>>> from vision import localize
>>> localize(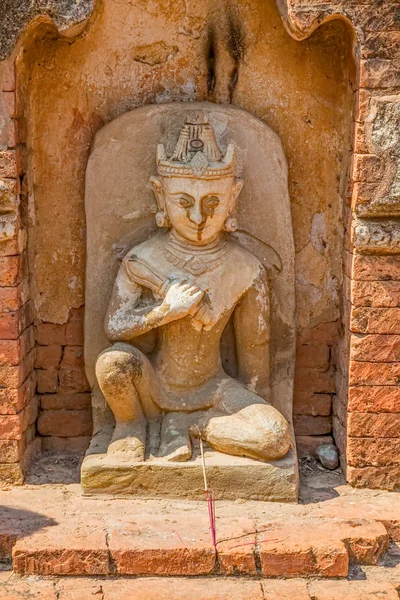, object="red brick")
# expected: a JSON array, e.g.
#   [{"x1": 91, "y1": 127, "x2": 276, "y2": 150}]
[
  {"x1": 258, "y1": 522, "x2": 348, "y2": 578},
  {"x1": 0, "y1": 397, "x2": 38, "y2": 440},
  {"x1": 37, "y1": 409, "x2": 92, "y2": 437},
  {"x1": 261, "y1": 580, "x2": 309, "y2": 600},
  {"x1": 66, "y1": 320, "x2": 84, "y2": 345},
  {"x1": 35, "y1": 322, "x2": 66, "y2": 345},
  {"x1": 0, "y1": 150, "x2": 17, "y2": 178},
  {"x1": 0, "y1": 373, "x2": 35, "y2": 414},
  {"x1": 0, "y1": 178, "x2": 18, "y2": 212},
  {"x1": 0, "y1": 573, "x2": 56, "y2": 597},
  {"x1": 359, "y1": 3, "x2": 400, "y2": 32},
  {"x1": 295, "y1": 369, "x2": 336, "y2": 394},
  {"x1": 309, "y1": 580, "x2": 398, "y2": 600},
  {"x1": 42, "y1": 435, "x2": 90, "y2": 454},
  {"x1": 62, "y1": 578, "x2": 265, "y2": 600},
  {"x1": 294, "y1": 415, "x2": 332, "y2": 436},
  {"x1": 108, "y1": 515, "x2": 215, "y2": 575},
  {"x1": 360, "y1": 58, "x2": 400, "y2": 89},
  {"x1": 353, "y1": 255, "x2": 400, "y2": 281},
  {"x1": 0, "y1": 62, "x2": 16, "y2": 92},
  {"x1": 0, "y1": 305, "x2": 27, "y2": 339},
  {"x1": 12, "y1": 526, "x2": 109, "y2": 576},
  {"x1": 354, "y1": 120, "x2": 369, "y2": 153},
  {"x1": 0, "y1": 254, "x2": 23, "y2": 286},
  {"x1": 37, "y1": 369, "x2": 58, "y2": 394},
  {"x1": 349, "y1": 361, "x2": 400, "y2": 386},
  {"x1": 0, "y1": 349, "x2": 34, "y2": 389},
  {"x1": 348, "y1": 386, "x2": 400, "y2": 413},
  {"x1": 40, "y1": 392, "x2": 91, "y2": 410},
  {"x1": 347, "y1": 438, "x2": 400, "y2": 467},
  {"x1": 348, "y1": 413, "x2": 400, "y2": 438},
  {"x1": 0, "y1": 326, "x2": 34, "y2": 366},
  {"x1": 351, "y1": 307, "x2": 400, "y2": 334},
  {"x1": 35, "y1": 345, "x2": 62, "y2": 369},
  {"x1": 363, "y1": 31, "x2": 400, "y2": 60},
  {"x1": 296, "y1": 435, "x2": 334, "y2": 458},
  {"x1": 294, "y1": 392, "x2": 332, "y2": 416},
  {"x1": 352, "y1": 280, "x2": 400, "y2": 307},
  {"x1": 298, "y1": 322, "x2": 339, "y2": 345},
  {"x1": 353, "y1": 154, "x2": 384, "y2": 182},
  {"x1": 0, "y1": 280, "x2": 29, "y2": 313},
  {"x1": 6, "y1": 118, "x2": 17, "y2": 148},
  {"x1": 0, "y1": 424, "x2": 35, "y2": 463},
  {"x1": 2, "y1": 91, "x2": 17, "y2": 118},
  {"x1": 216, "y1": 519, "x2": 256, "y2": 575},
  {"x1": 296, "y1": 344, "x2": 330, "y2": 369},
  {"x1": 61, "y1": 345, "x2": 84, "y2": 368},
  {"x1": 351, "y1": 334, "x2": 400, "y2": 362},
  {"x1": 58, "y1": 368, "x2": 90, "y2": 393},
  {"x1": 347, "y1": 465, "x2": 400, "y2": 491}
]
